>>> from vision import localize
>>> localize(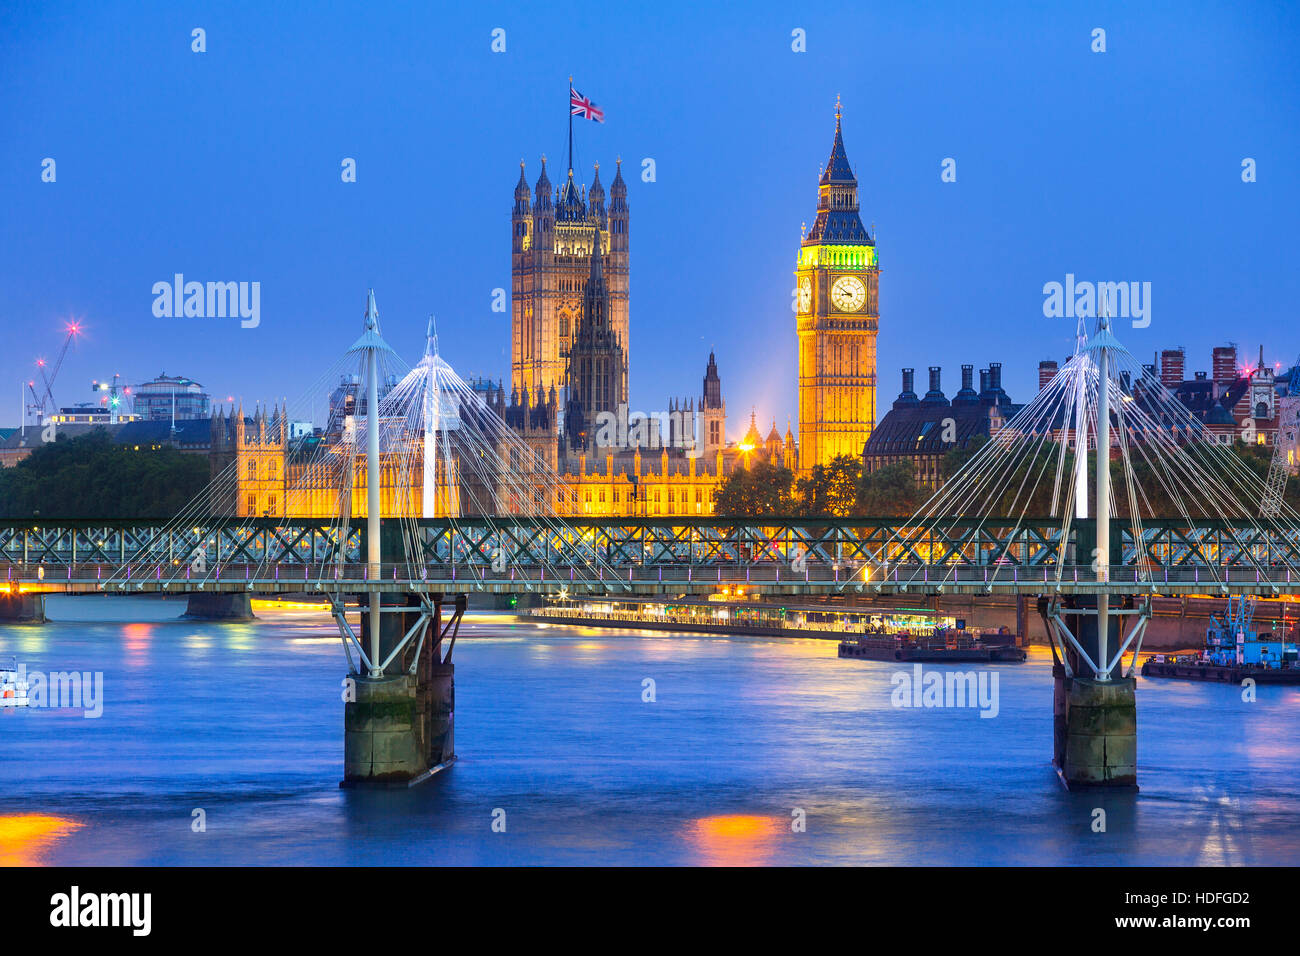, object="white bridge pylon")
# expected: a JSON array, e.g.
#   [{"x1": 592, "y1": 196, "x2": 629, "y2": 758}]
[
  {"x1": 861, "y1": 294, "x2": 1300, "y2": 681},
  {"x1": 333, "y1": 292, "x2": 633, "y2": 675},
  {"x1": 102, "y1": 291, "x2": 631, "y2": 678}
]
